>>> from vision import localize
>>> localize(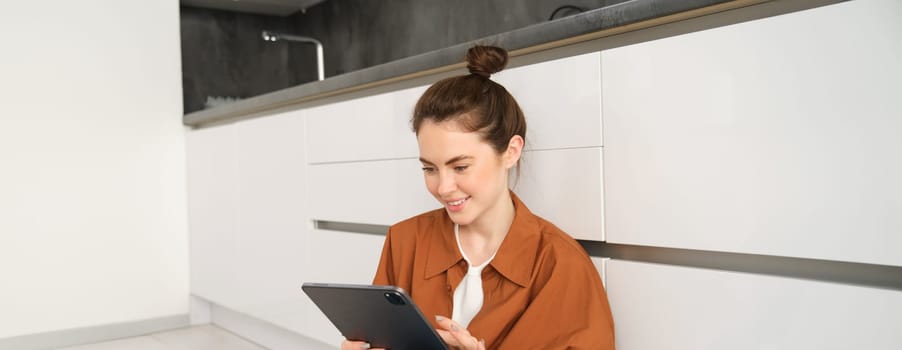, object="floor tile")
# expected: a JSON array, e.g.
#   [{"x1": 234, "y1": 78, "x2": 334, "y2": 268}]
[
  {"x1": 56, "y1": 336, "x2": 165, "y2": 350},
  {"x1": 151, "y1": 325, "x2": 266, "y2": 350},
  {"x1": 54, "y1": 325, "x2": 267, "y2": 350}
]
